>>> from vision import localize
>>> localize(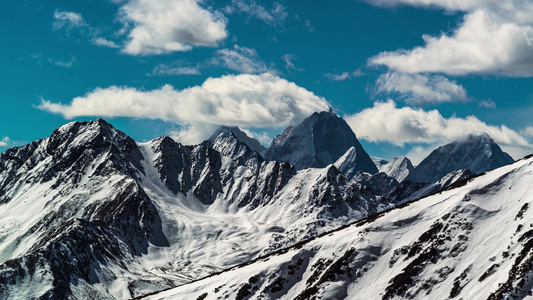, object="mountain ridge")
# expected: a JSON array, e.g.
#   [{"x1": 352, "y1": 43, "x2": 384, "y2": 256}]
[{"x1": 143, "y1": 155, "x2": 533, "y2": 300}]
